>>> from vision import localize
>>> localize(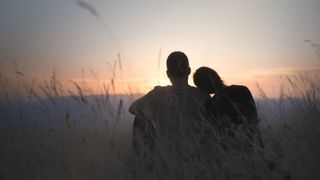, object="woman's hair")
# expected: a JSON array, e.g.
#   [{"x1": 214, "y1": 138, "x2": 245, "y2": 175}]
[{"x1": 193, "y1": 67, "x2": 224, "y2": 94}]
